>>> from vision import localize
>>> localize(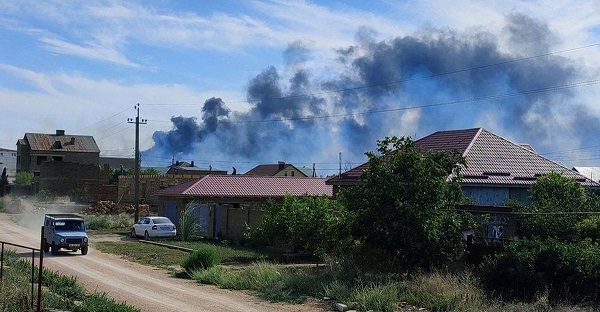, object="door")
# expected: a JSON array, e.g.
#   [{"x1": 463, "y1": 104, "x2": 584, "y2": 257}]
[{"x1": 164, "y1": 200, "x2": 178, "y2": 225}]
